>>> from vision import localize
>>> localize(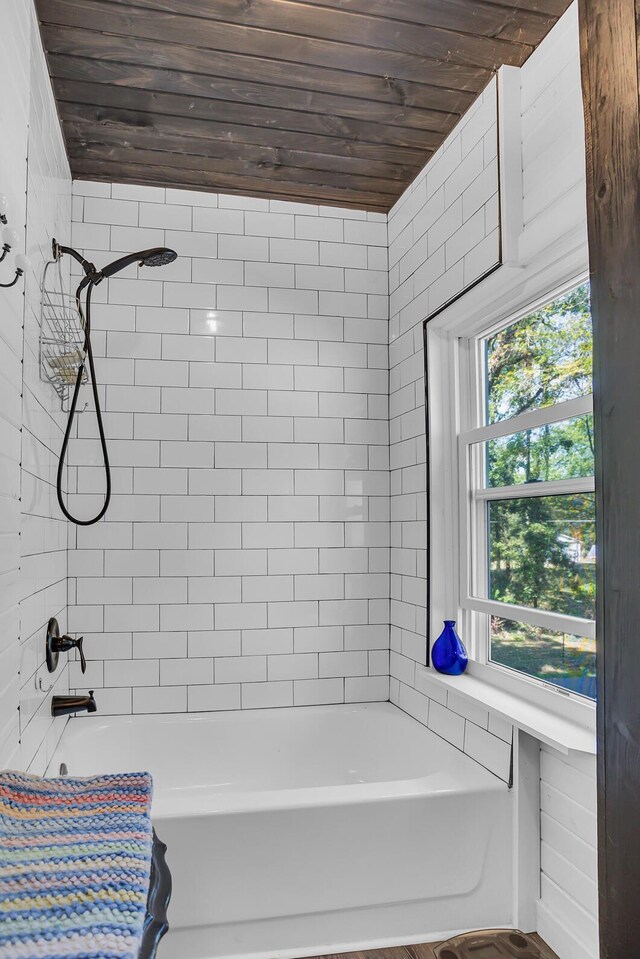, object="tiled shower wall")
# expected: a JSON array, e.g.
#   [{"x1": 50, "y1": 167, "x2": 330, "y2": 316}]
[
  {"x1": 386, "y1": 78, "x2": 511, "y2": 783},
  {"x1": 387, "y1": 6, "x2": 597, "y2": 959},
  {"x1": 0, "y1": 0, "x2": 71, "y2": 772},
  {"x1": 67, "y1": 187, "x2": 390, "y2": 714},
  {"x1": 0, "y1": 0, "x2": 29, "y2": 771}
]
